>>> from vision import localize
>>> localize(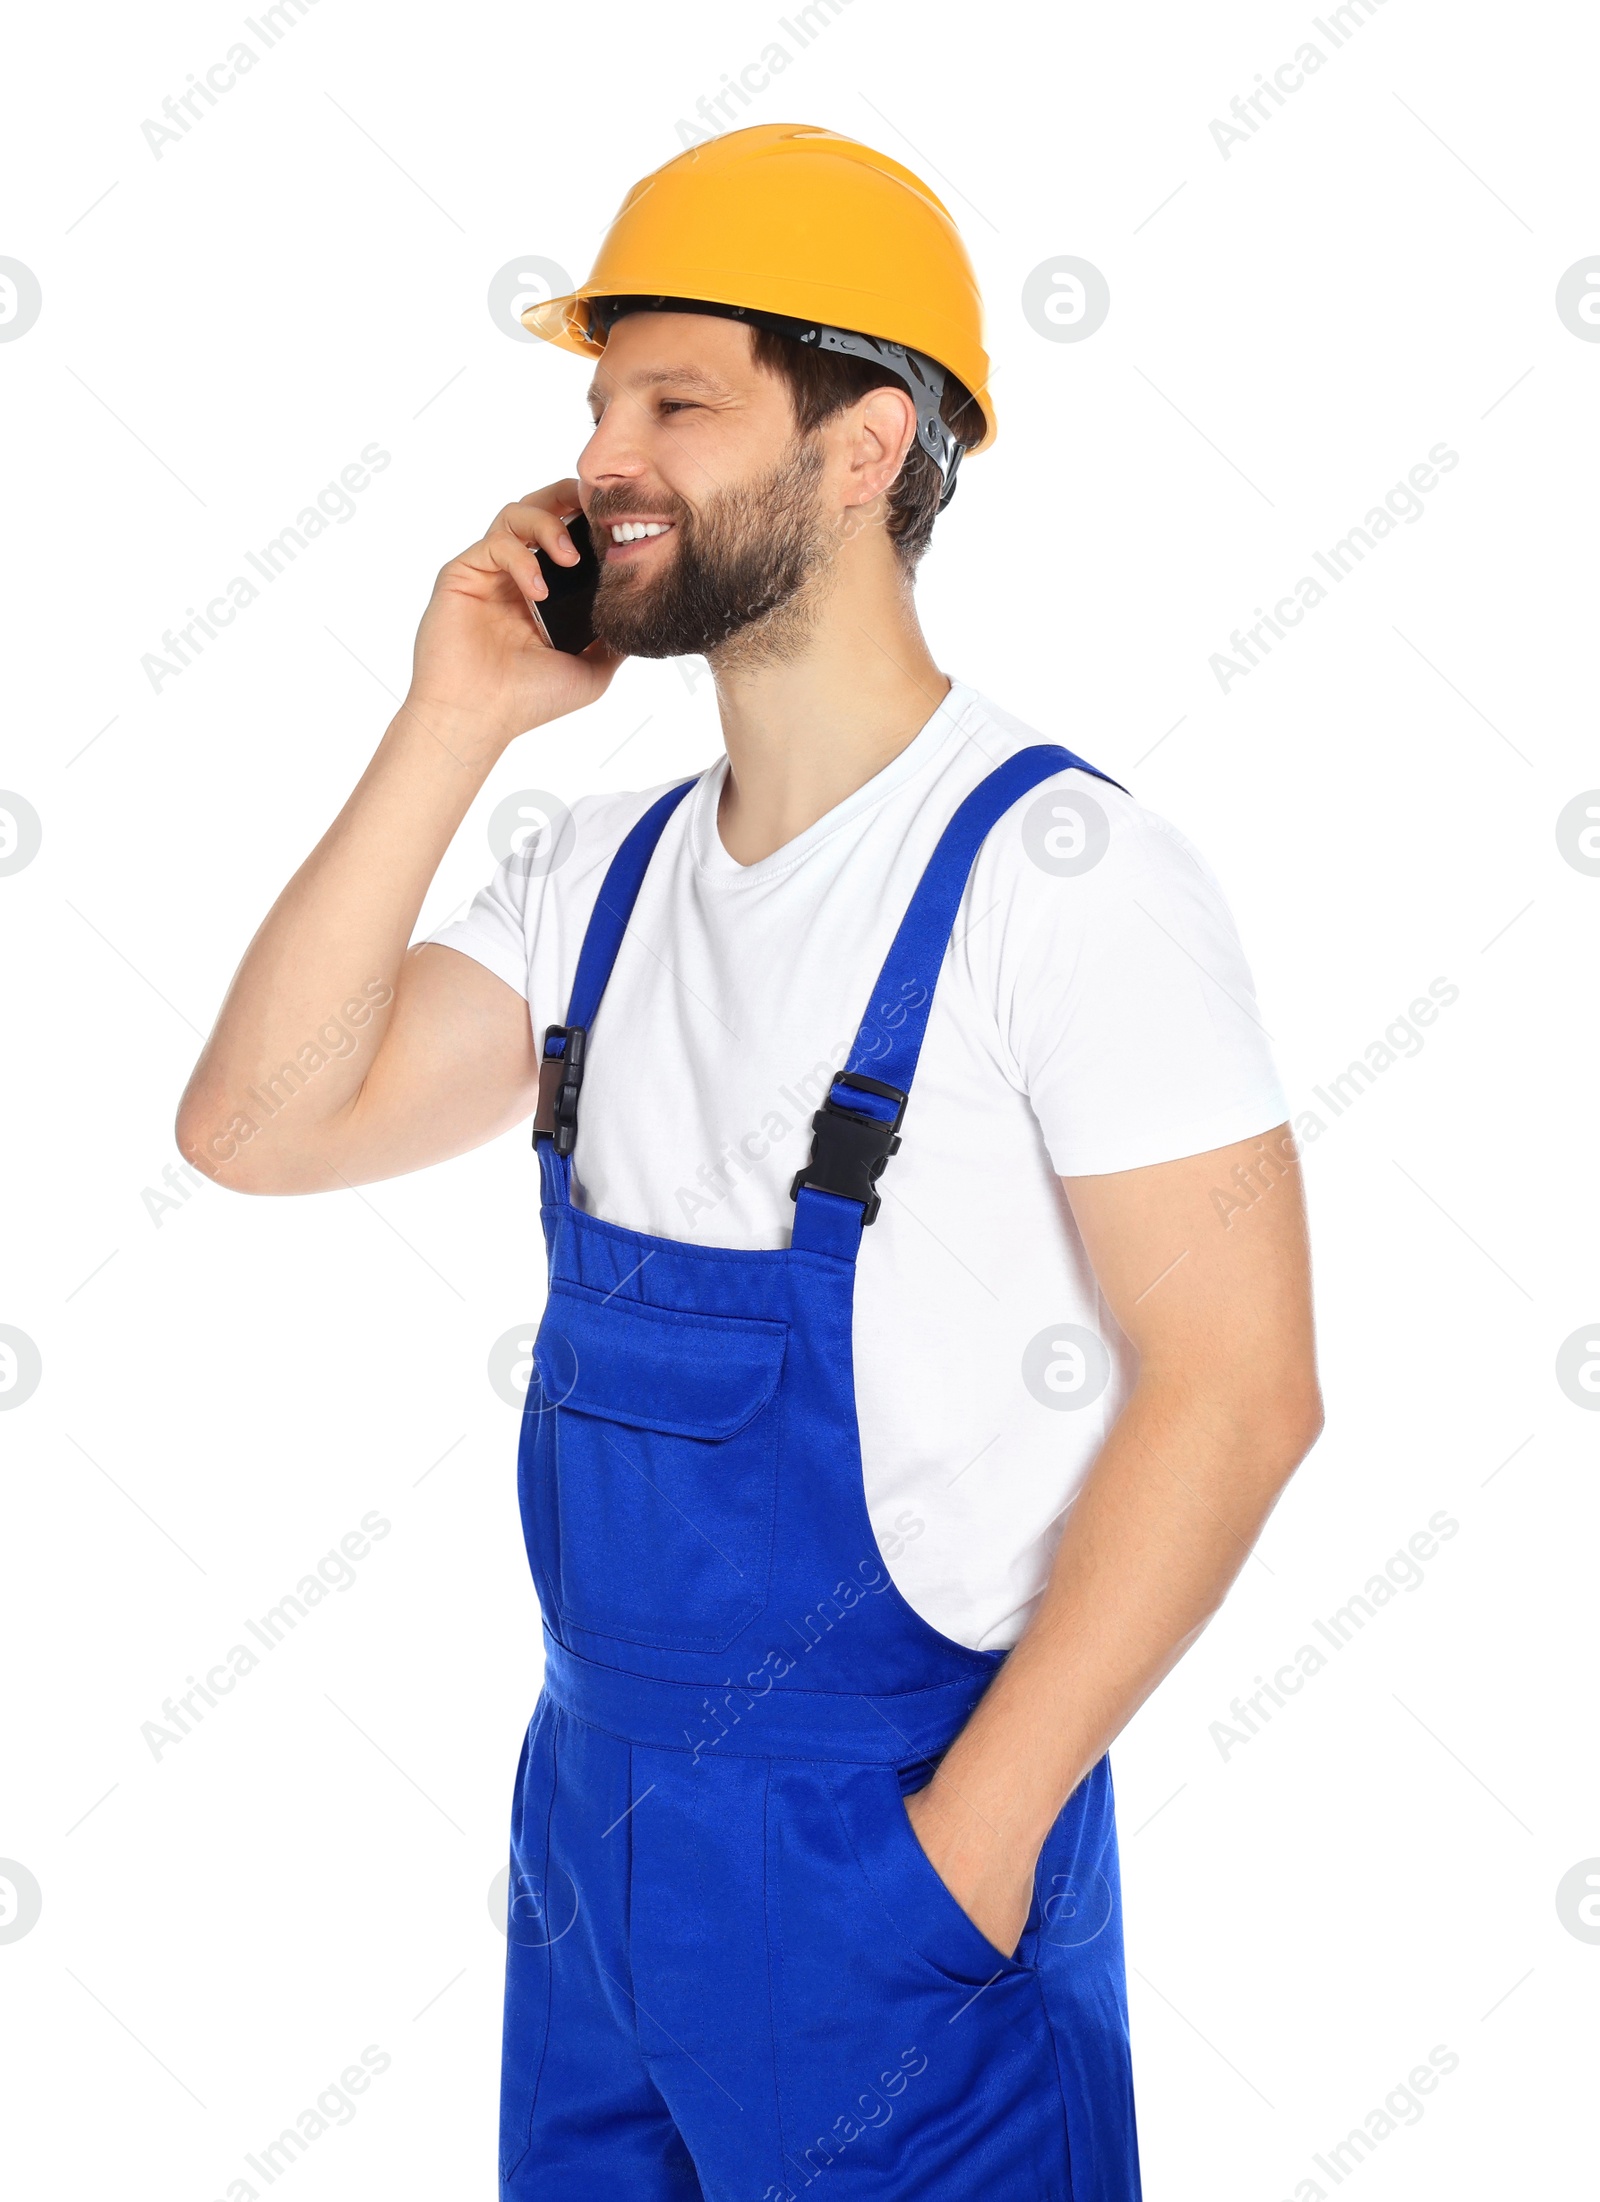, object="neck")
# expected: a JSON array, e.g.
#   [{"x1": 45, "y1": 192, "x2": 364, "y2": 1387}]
[{"x1": 708, "y1": 552, "x2": 949, "y2": 866}]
